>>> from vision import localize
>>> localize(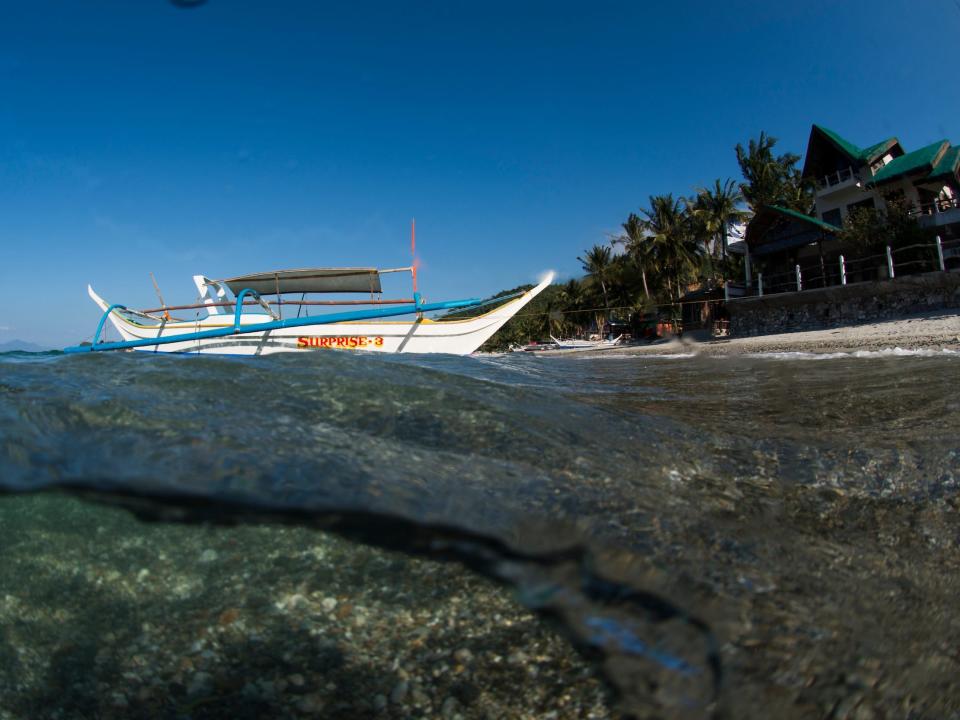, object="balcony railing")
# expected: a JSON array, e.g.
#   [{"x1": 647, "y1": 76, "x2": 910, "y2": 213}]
[
  {"x1": 815, "y1": 167, "x2": 861, "y2": 191},
  {"x1": 907, "y1": 196, "x2": 960, "y2": 217}
]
